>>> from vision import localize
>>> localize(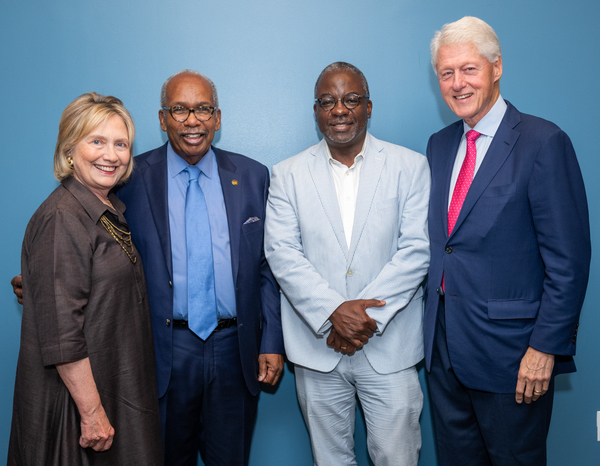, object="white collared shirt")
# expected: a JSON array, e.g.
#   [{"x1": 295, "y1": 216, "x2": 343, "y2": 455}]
[
  {"x1": 326, "y1": 137, "x2": 368, "y2": 247},
  {"x1": 448, "y1": 96, "x2": 508, "y2": 209}
]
